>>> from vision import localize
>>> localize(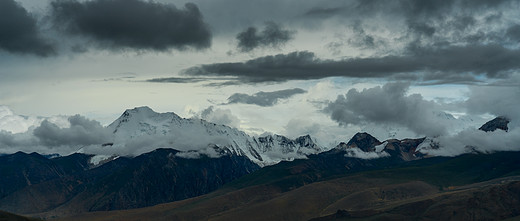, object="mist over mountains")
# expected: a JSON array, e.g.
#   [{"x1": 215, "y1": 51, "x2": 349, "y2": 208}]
[{"x1": 0, "y1": 104, "x2": 518, "y2": 165}]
